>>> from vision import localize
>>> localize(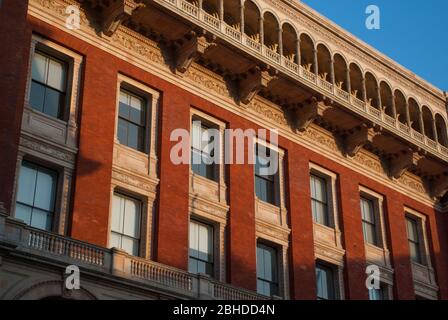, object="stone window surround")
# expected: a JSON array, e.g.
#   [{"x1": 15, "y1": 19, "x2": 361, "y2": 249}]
[
  {"x1": 315, "y1": 258, "x2": 345, "y2": 300},
  {"x1": 309, "y1": 163, "x2": 343, "y2": 248},
  {"x1": 358, "y1": 186, "x2": 394, "y2": 300},
  {"x1": 114, "y1": 74, "x2": 160, "y2": 180},
  {"x1": 24, "y1": 34, "x2": 83, "y2": 149},
  {"x1": 11, "y1": 35, "x2": 83, "y2": 236},
  {"x1": 404, "y1": 207, "x2": 439, "y2": 299},
  {"x1": 188, "y1": 213, "x2": 226, "y2": 282},
  {"x1": 12, "y1": 152, "x2": 73, "y2": 235},
  {"x1": 255, "y1": 236, "x2": 289, "y2": 299},
  {"x1": 108, "y1": 75, "x2": 161, "y2": 260},
  {"x1": 254, "y1": 138, "x2": 288, "y2": 228},
  {"x1": 189, "y1": 108, "x2": 227, "y2": 205}
]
